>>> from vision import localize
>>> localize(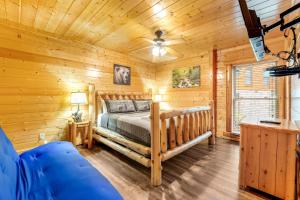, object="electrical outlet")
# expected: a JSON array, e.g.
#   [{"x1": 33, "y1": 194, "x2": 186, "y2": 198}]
[{"x1": 39, "y1": 133, "x2": 46, "y2": 141}]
